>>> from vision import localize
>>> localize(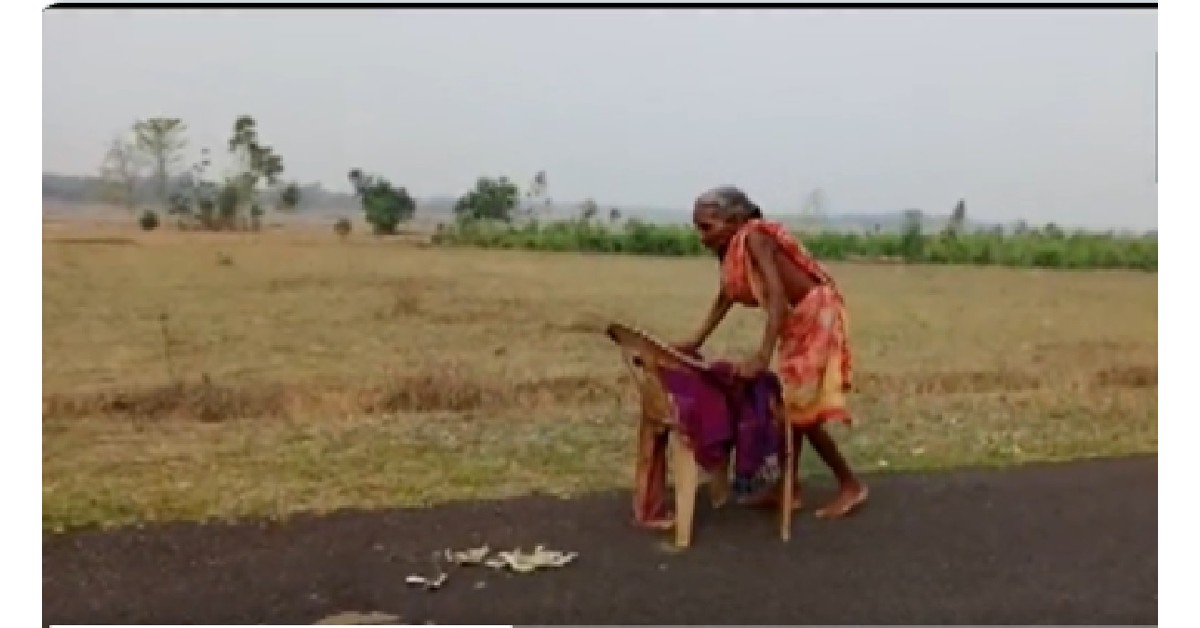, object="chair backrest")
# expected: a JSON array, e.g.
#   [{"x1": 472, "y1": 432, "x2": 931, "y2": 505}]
[{"x1": 605, "y1": 323, "x2": 711, "y2": 430}]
